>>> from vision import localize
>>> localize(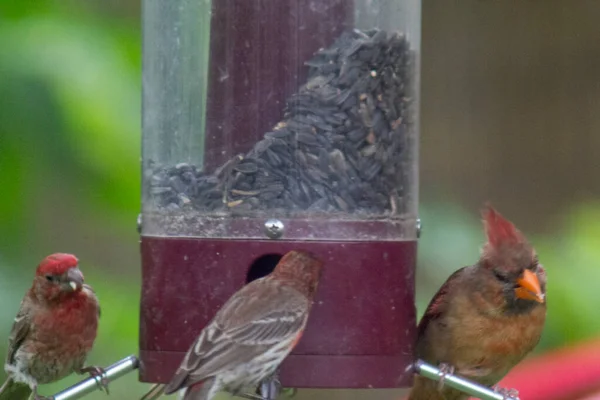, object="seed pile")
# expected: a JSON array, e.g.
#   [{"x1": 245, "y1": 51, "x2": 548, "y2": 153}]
[{"x1": 147, "y1": 28, "x2": 415, "y2": 218}]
